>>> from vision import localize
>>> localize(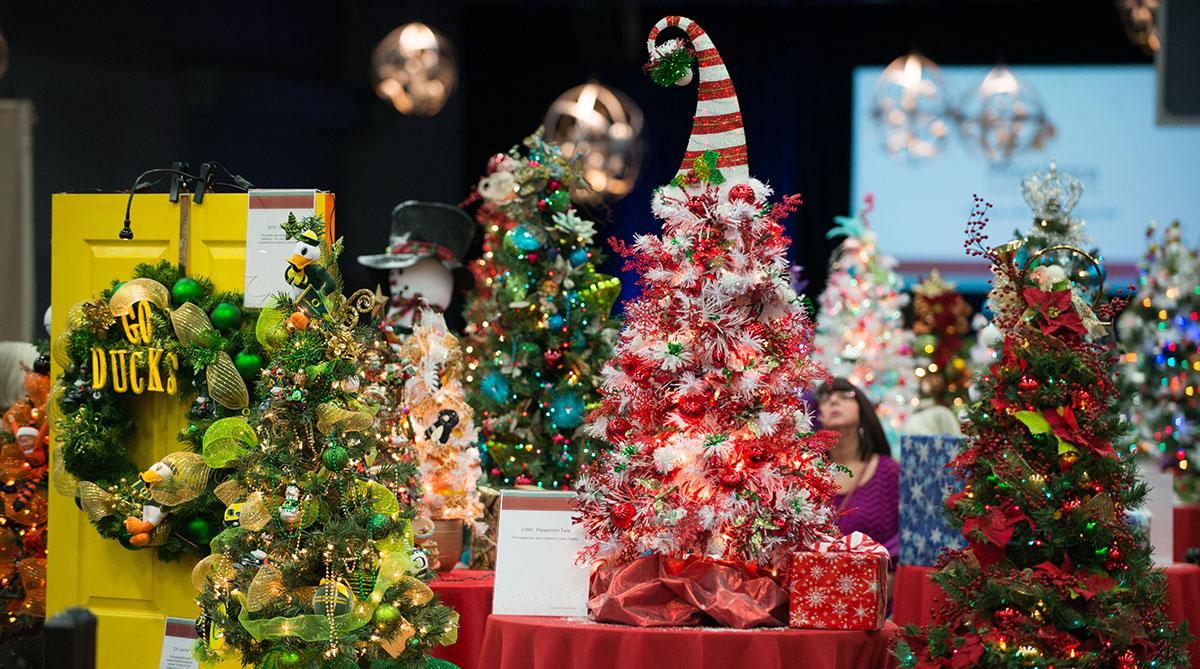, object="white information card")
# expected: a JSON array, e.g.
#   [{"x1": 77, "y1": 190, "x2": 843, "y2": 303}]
[
  {"x1": 492, "y1": 490, "x2": 589, "y2": 617},
  {"x1": 159, "y1": 617, "x2": 199, "y2": 669},
  {"x1": 243, "y1": 189, "x2": 319, "y2": 308}
]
